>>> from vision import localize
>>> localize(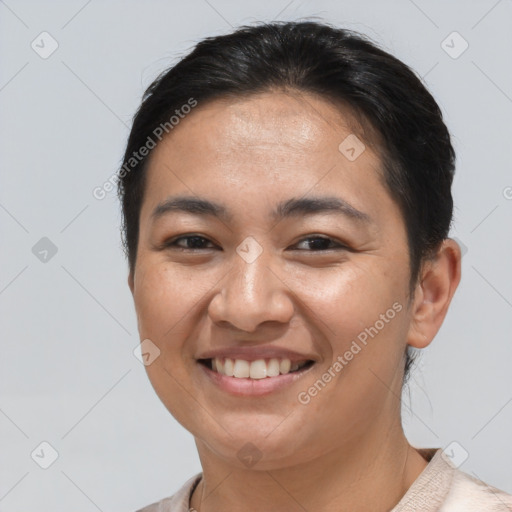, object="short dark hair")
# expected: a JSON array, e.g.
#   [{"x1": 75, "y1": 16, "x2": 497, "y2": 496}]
[{"x1": 117, "y1": 20, "x2": 456, "y2": 382}]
